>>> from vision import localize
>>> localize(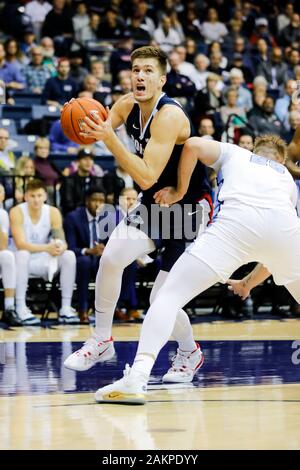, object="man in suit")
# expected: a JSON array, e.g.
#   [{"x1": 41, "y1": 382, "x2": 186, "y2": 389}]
[{"x1": 64, "y1": 189, "x2": 109, "y2": 323}]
